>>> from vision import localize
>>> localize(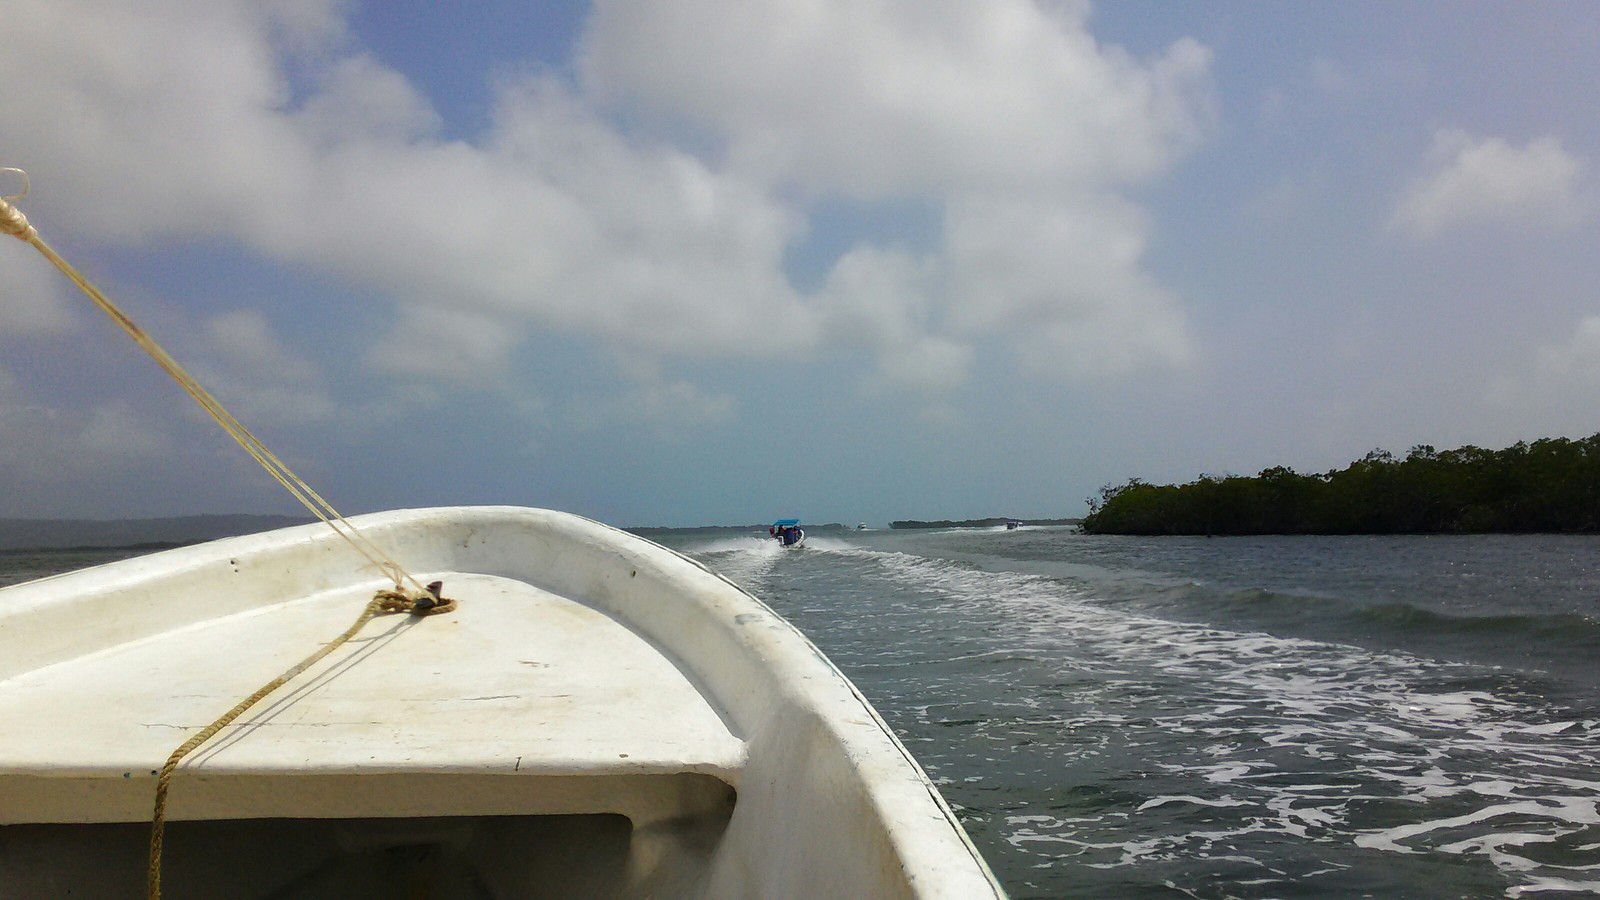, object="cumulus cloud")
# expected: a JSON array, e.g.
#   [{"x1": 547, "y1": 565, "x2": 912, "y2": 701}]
[
  {"x1": 0, "y1": 0, "x2": 814, "y2": 366},
  {"x1": 581, "y1": 0, "x2": 1212, "y2": 196},
  {"x1": 585, "y1": 0, "x2": 1207, "y2": 379},
  {"x1": 0, "y1": 0, "x2": 1209, "y2": 407},
  {"x1": 942, "y1": 192, "x2": 1190, "y2": 377},
  {"x1": 0, "y1": 2, "x2": 316, "y2": 243},
  {"x1": 819, "y1": 246, "x2": 973, "y2": 393},
  {"x1": 1488, "y1": 317, "x2": 1600, "y2": 431},
  {"x1": 817, "y1": 190, "x2": 1191, "y2": 390},
  {"x1": 1391, "y1": 131, "x2": 1586, "y2": 239}
]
